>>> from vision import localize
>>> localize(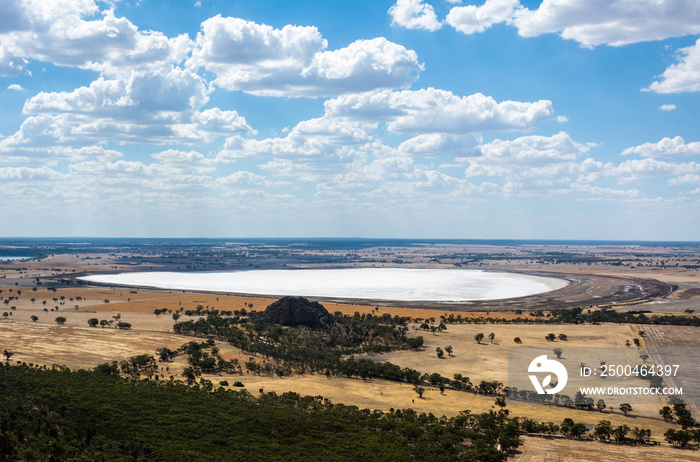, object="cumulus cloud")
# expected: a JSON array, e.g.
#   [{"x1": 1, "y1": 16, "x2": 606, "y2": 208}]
[
  {"x1": 646, "y1": 39, "x2": 700, "y2": 93},
  {"x1": 6, "y1": 83, "x2": 23, "y2": 91},
  {"x1": 5, "y1": 68, "x2": 253, "y2": 146},
  {"x1": 388, "y1": 0, "x2": 442, "y2": 31},
  {"x1": 218, "y1": 117, "x2": 375, "y2": 162},
  {"x1": 659, "y1": 104, "x2": 677, "y2": 111},
  {"x1": 513, "y1": 0, "x2": 700, "y2": 47},
  {"x1": 0, "y1": 165, "x2": 62, "y2": 180},
  {"x1": 0, "y1": 1, "x2": 190, "y2": 76},
  {"x1": 446, "y1": 0, "x2": 520, "y2": 34},
  {"x1": 189, "y1": 15, "x2": 422, "y2": 97},
  {"x1": 398, "y1": 133, "x2": 481, "y2": 157},
  {"x1": 464, "y1": 132, "x2": 590, "y2": 179},
  {"x1": 668, "y1": 173, "x2": 700, "y2": 186},
  {"x1": 325, "y1": 88, "x2": 553, "y2": 134},
  {"x1": 621, "y1": 136, "x2": 700, "y2": 158}
]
